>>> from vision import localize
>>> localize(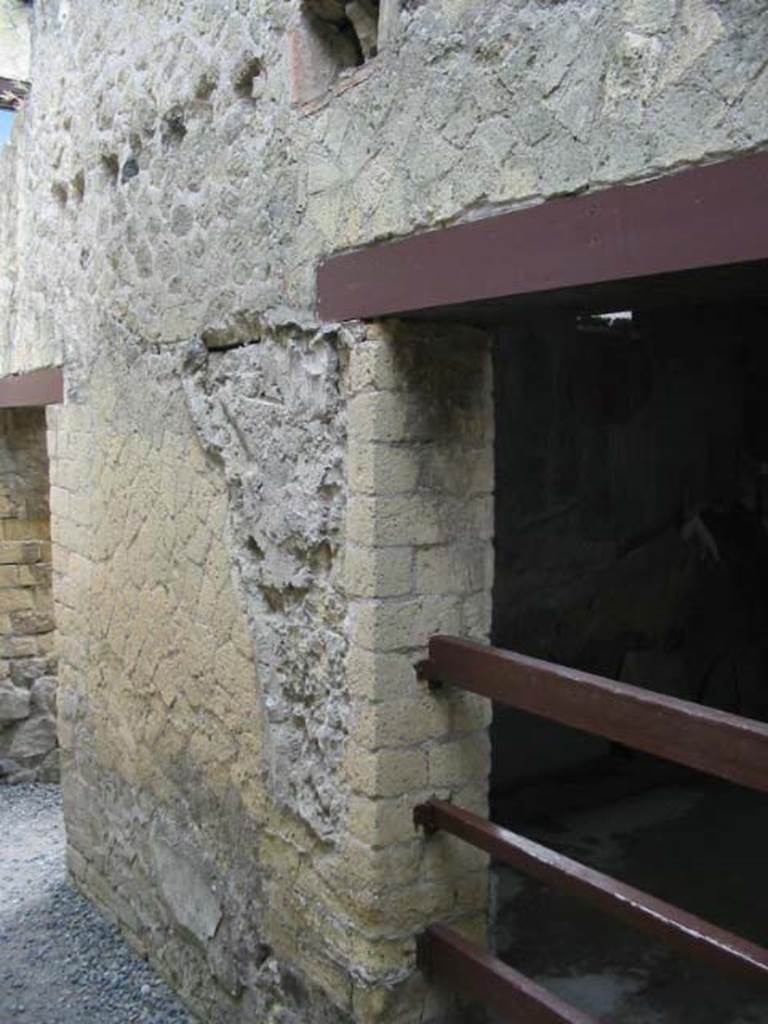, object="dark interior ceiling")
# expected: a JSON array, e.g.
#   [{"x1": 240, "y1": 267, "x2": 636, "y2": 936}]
[{"x1": 403, "y1": 258, "x2": 768, "y2": 325}]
